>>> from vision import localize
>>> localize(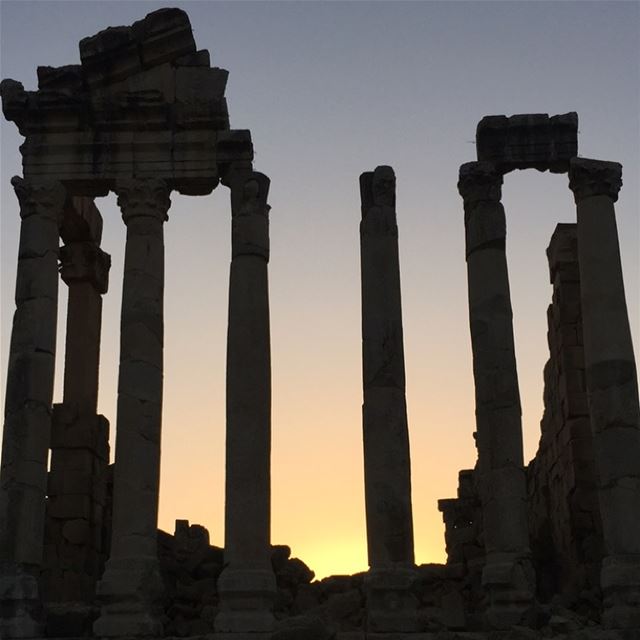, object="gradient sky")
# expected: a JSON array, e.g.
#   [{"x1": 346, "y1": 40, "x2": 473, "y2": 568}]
[{"x1": 1, "y1": 0, "x2": 638, "y2": 579}]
